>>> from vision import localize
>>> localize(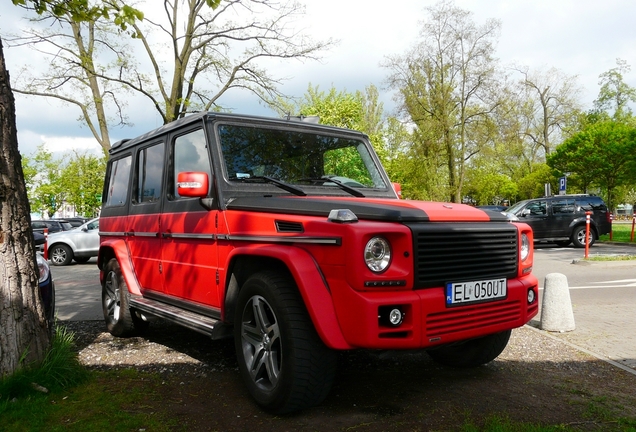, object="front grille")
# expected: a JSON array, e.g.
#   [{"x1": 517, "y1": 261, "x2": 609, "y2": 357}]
[{"x1": 407, "y1": 222, "x2": 518, "y2": 288}]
